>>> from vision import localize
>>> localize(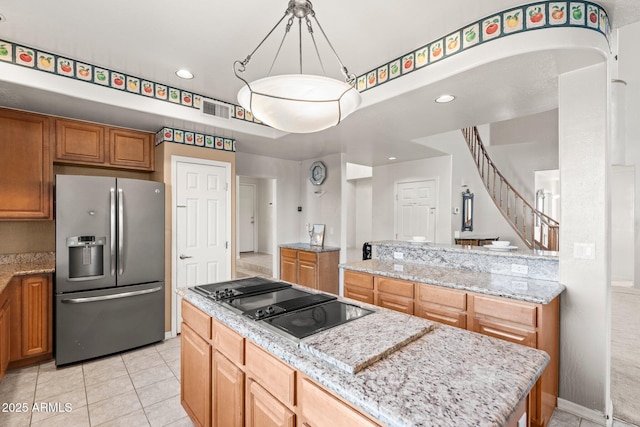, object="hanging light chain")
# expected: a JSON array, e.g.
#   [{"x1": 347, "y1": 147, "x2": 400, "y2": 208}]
[
  {"x1": 311, "y1": 14, "x2": 356, "y2": 85},
  {"x1": 305, "y1": 16, "x2": 327, "y2": 76}
]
